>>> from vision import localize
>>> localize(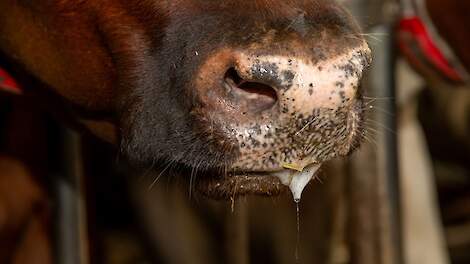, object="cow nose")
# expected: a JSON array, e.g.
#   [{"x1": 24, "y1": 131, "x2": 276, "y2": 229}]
[
  {"x1": 194, "y1": 45, "x2": 371, "y2": 125},
  {"x1": 223, "y1": 67, "x2": 279, "y2": 113}
]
